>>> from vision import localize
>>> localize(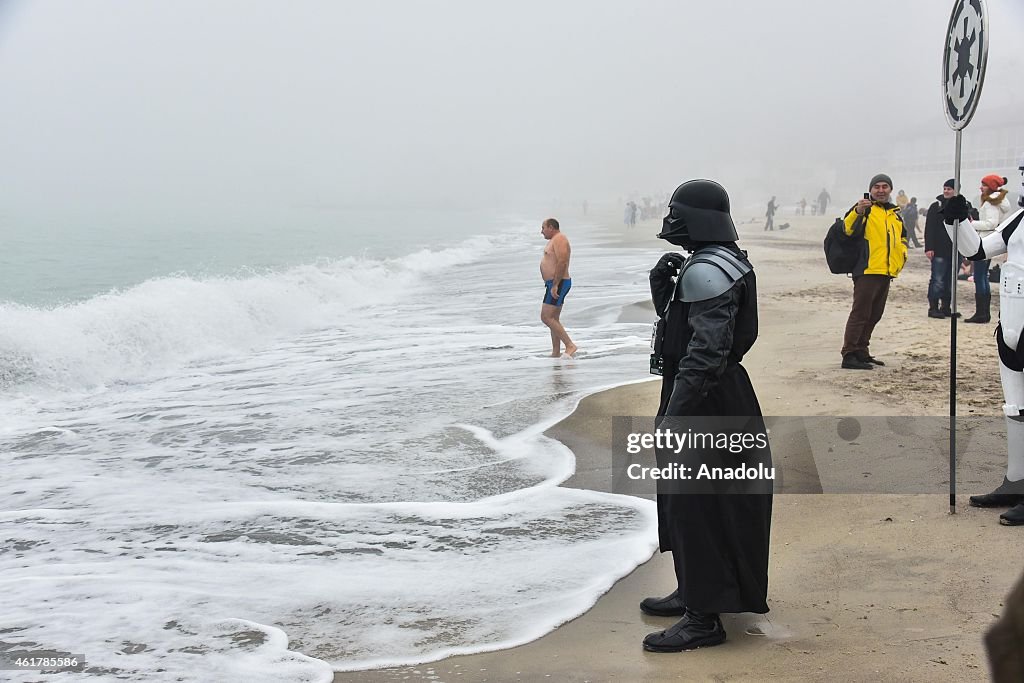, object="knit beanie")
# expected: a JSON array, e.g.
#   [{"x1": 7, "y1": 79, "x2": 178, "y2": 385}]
[
  {"x1": 981, "y1": 174, "x2": 1007, "y2": 192},
  {"x1": 944, "y1": 178, "x2": 955, "y2": 189},
  {"x1": 869, "y1": 173, "x2": 893, "y2": 189}
]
